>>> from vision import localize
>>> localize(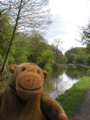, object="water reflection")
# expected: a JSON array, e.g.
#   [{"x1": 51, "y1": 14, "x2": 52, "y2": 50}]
[{"x1": 43, "y1": 65, "x2": 86, "y2": 99}]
